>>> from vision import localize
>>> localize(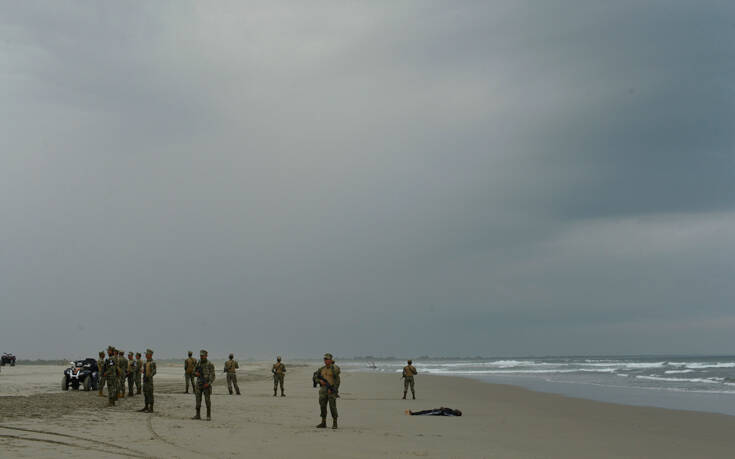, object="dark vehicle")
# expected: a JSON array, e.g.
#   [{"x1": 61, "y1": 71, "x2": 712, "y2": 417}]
[
  {"x1": 1, "y1": 353, "x2": 15, "y2": 366},
  {"x1": 62, "y1": 358, "x2": 99, "y2": 391}
]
